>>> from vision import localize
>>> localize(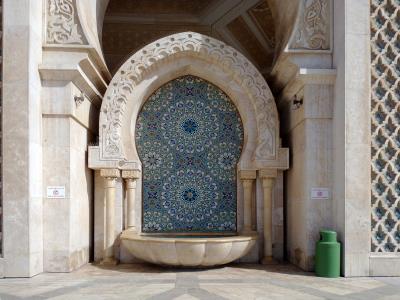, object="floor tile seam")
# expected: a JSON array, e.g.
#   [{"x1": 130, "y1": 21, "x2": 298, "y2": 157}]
[
  {"x1": 264, "y1": 278, "x2": 346, "y2": 300},
  {"x1": 15, "y1": 282, "x2": 100, "y2": 300},
  {"x1": 333, "y1": 284, "x2": 400, "y2": 300}
]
